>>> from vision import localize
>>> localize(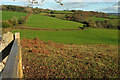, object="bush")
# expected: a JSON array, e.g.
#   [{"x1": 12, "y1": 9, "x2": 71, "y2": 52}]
[
  {"x1": 50, "y1": 15, "x2": 55, "y2": 17},
  {"x1": 50, "y1": 11, "x2": 54, "y2": 14},
  {"x1": 65, "y1": 14, "x2": 69, "y2": 18},
  {"x1": 9, "y1": 17, "x2": 18, "y2": 26},
  {"x1": 18, "y1": 16, "x2": 26, "y2": 24},
  {"x1": 2, "y1": 20, "x2": 13, "y2": 28},
  {"x1": 118, "y1": 26, "x2": 120, "y2": 30}
]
